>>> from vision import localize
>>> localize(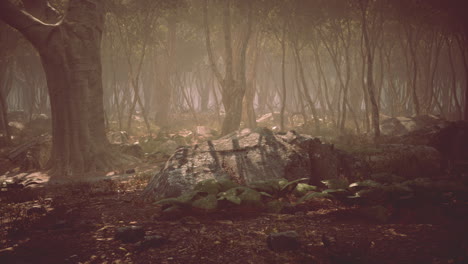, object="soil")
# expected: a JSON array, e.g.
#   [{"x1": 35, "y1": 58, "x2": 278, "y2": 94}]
[{"x1": 1, "y1": 165, "x2": 467, "y2": 264}]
